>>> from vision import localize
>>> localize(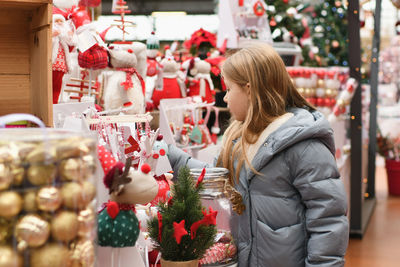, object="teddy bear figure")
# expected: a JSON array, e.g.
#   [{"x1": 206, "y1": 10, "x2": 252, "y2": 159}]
[
  {"x1": 188, "y1": 59, "x2": 215, "y2": 103},
  {"x1": 97, "y1": 146, "x2": 158, "y2": 248},
  {"x1": 102, "y1": 46, "x2": 146, "y2": 114},
  {"x1": 151, "y1": 58, "x2": 186, "y2": 108}
]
